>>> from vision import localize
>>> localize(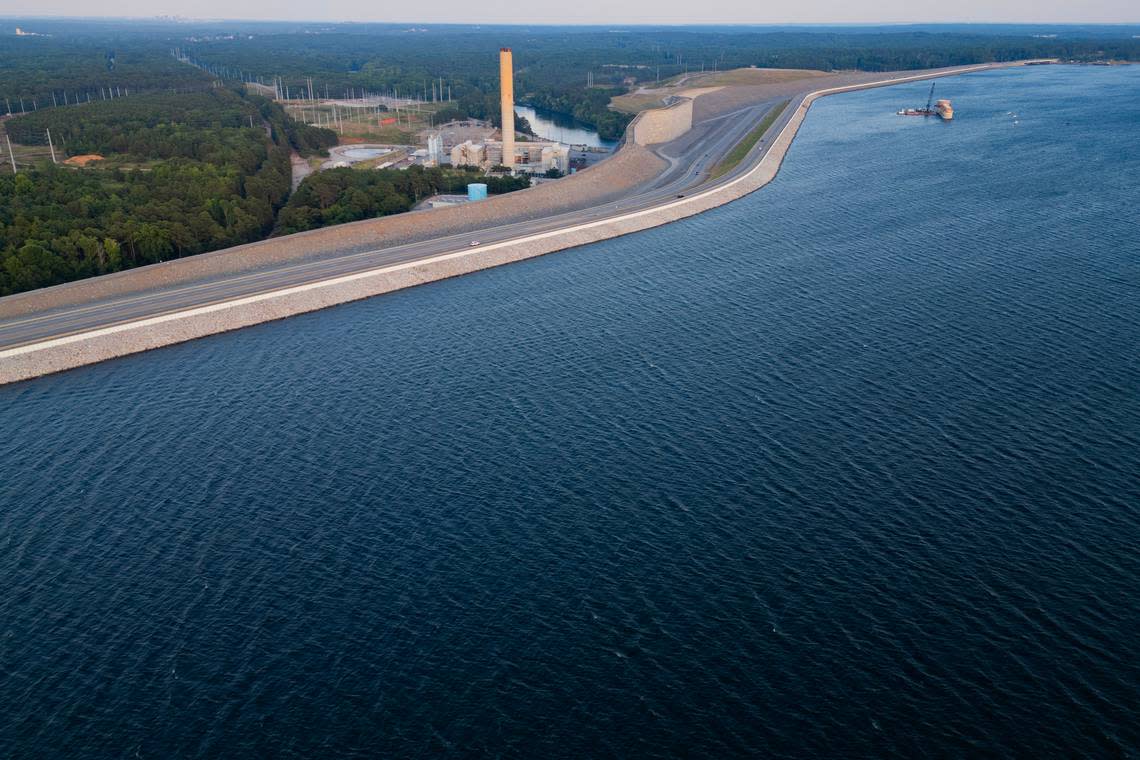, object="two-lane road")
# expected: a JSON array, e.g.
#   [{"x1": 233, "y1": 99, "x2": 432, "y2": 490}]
[
  {"x1": 0, "y1": 98, "x2": 789, "y2": 351},
  {"x1": 0, "y1": 62, "x2": 1009, "y2": 365}
]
